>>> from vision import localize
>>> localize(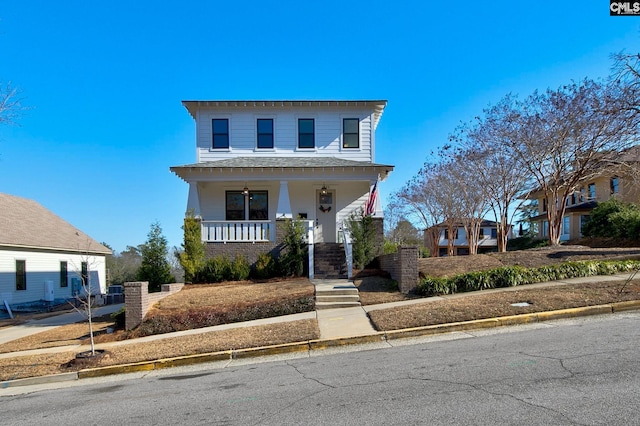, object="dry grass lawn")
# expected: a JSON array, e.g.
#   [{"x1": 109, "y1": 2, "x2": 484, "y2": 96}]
[{"x1": 2, "y1": 246, "x2": 640, "y2": 382}]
